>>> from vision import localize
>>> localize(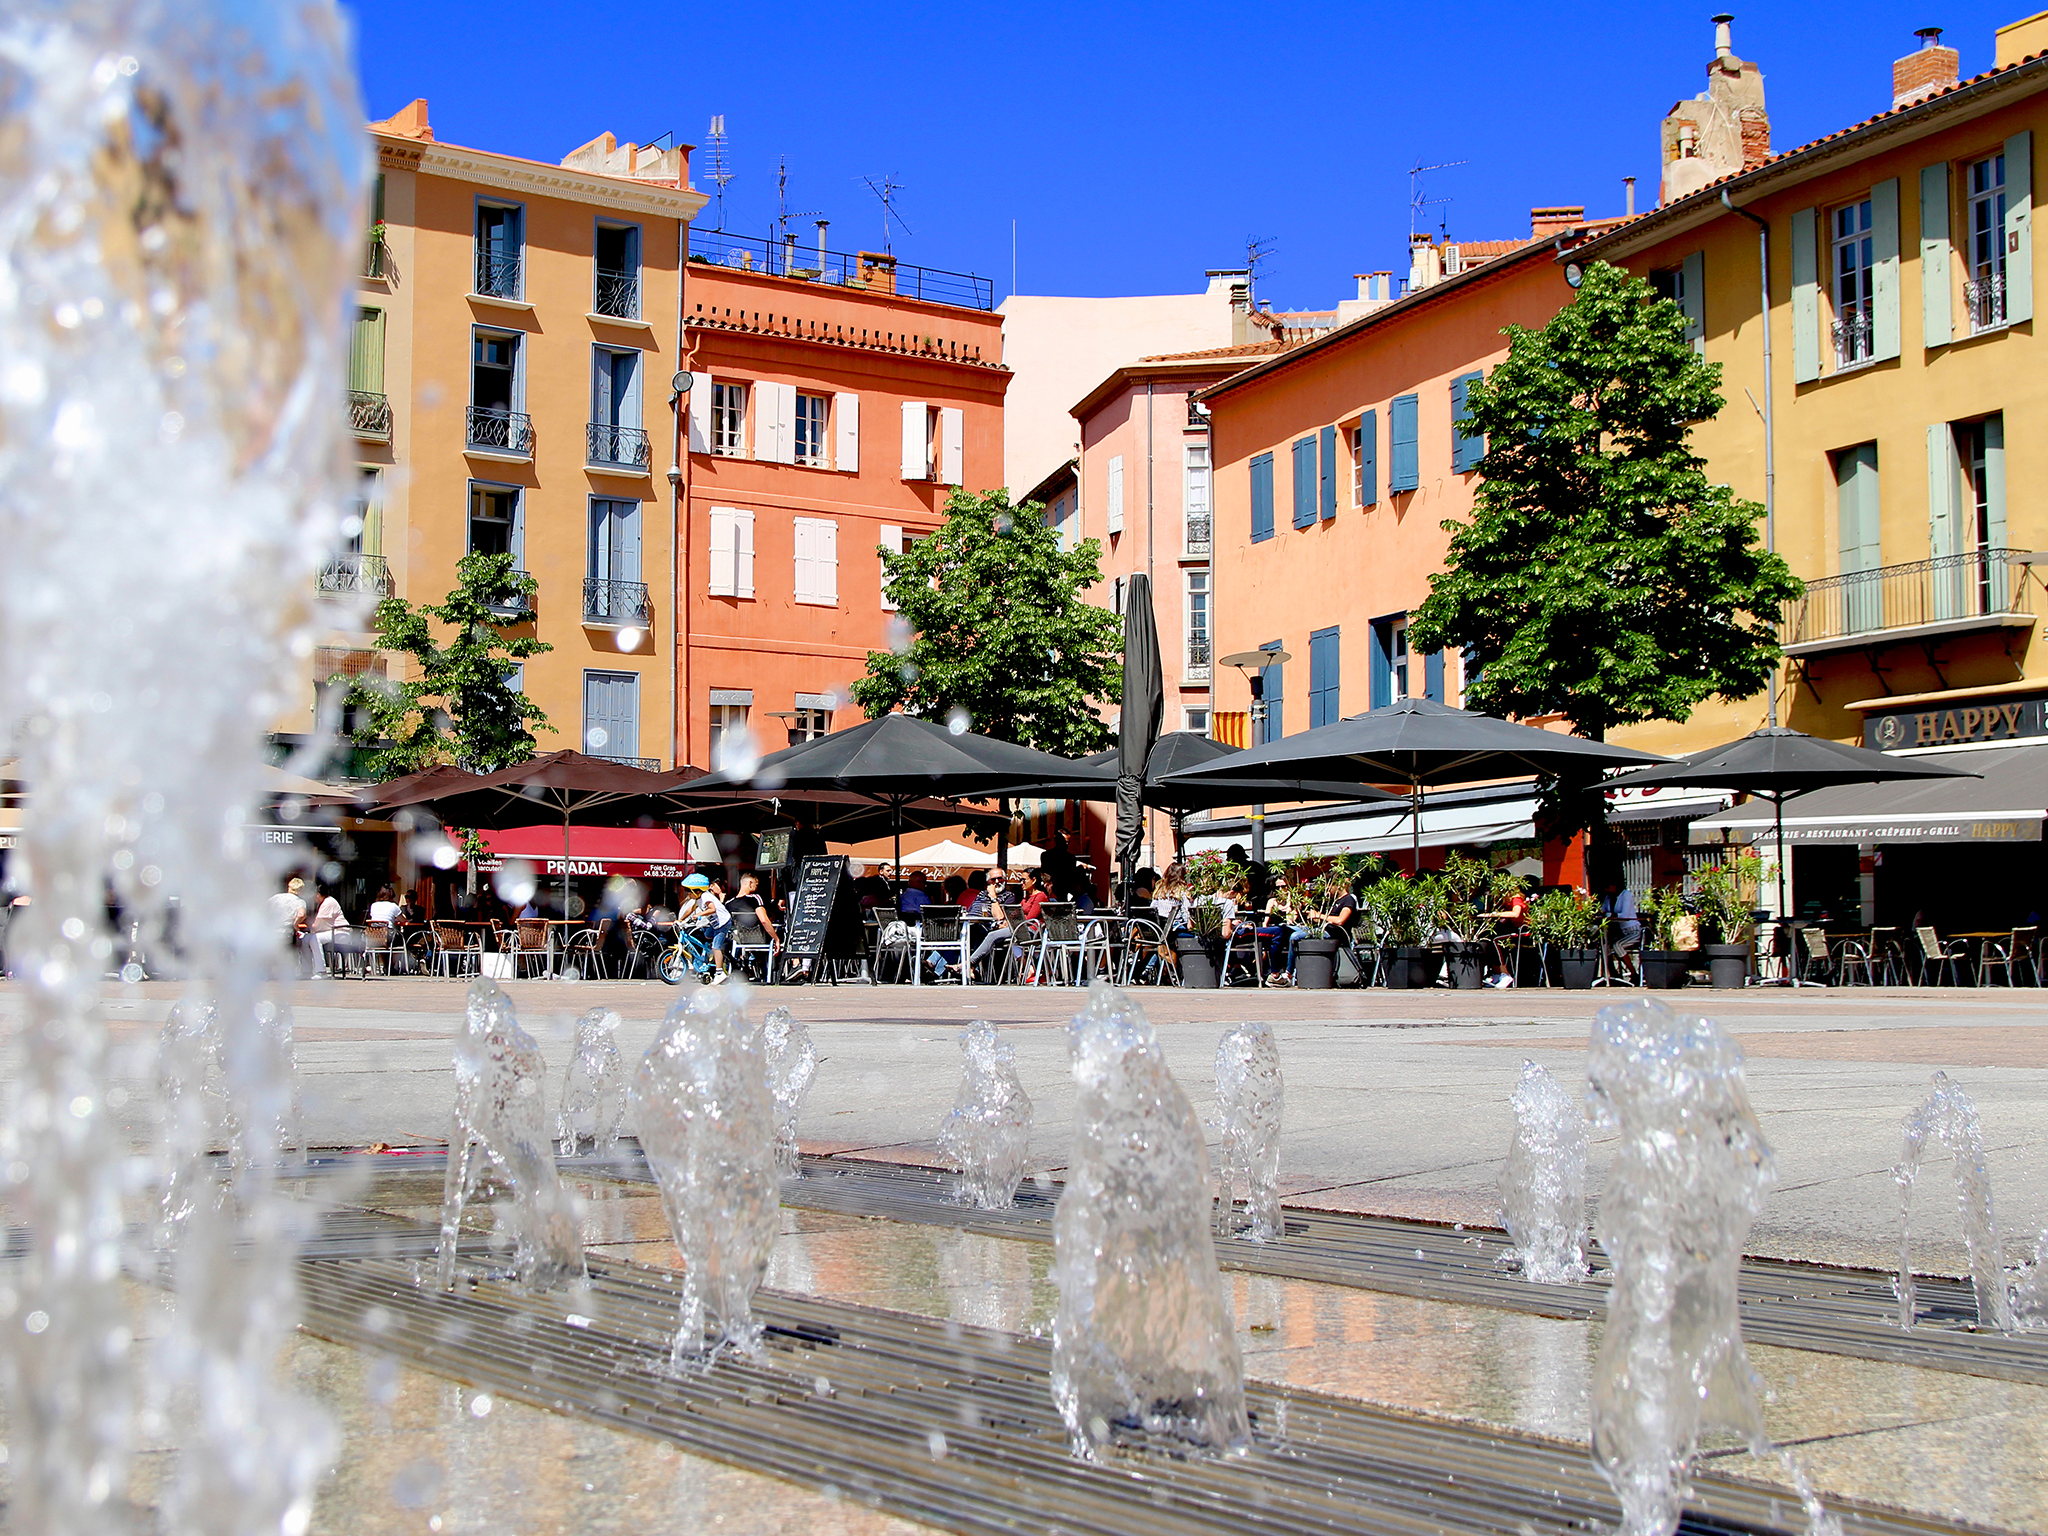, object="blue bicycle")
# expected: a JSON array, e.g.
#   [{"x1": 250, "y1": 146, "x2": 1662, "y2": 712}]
[{"x1": 656, "y1": 921, "x2": 718, "y2": 985}]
